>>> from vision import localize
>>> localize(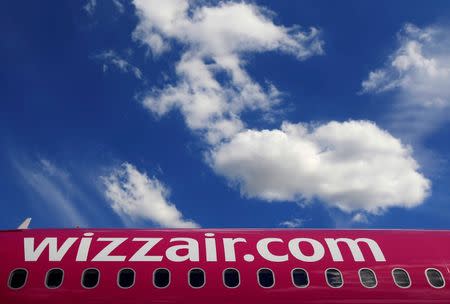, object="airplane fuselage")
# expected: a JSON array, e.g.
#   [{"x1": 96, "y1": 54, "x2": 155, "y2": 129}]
[{"x1": 1, "y1": 228, "x2": 450, "y2": 303}]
